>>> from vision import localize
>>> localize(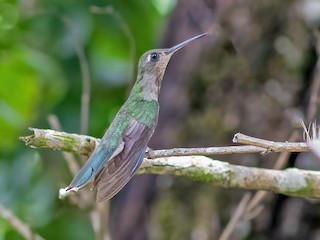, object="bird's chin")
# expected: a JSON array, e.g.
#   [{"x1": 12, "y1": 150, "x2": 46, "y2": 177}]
[{"x1": 59, "y1": 186, "x2": 79, "y2": 199}]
